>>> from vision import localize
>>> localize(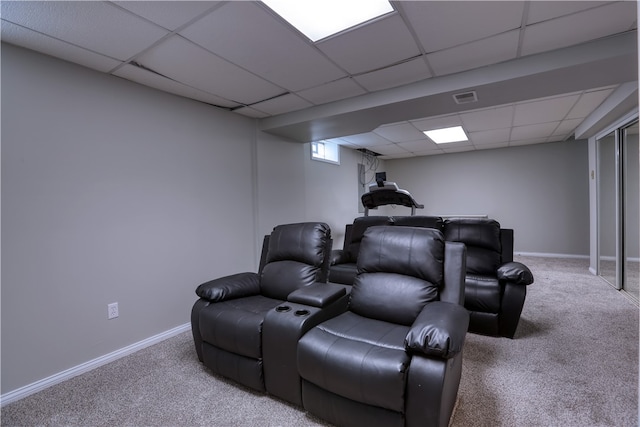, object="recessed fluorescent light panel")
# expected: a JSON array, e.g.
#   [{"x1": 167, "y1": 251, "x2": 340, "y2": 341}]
[
  {"x1": 262, "y1": 0, "x2": 394, "y2": 42},
  {"x1": 424, "y1": 126, "x2": 469, "y2": 144}
]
